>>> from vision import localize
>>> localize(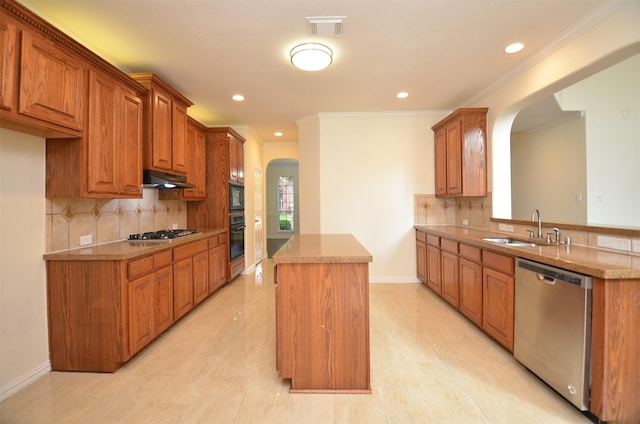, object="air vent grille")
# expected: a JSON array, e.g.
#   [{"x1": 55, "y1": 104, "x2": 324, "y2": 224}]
[{"x1": 307, "y1": 16, "x2": 346, "y2": 36}]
